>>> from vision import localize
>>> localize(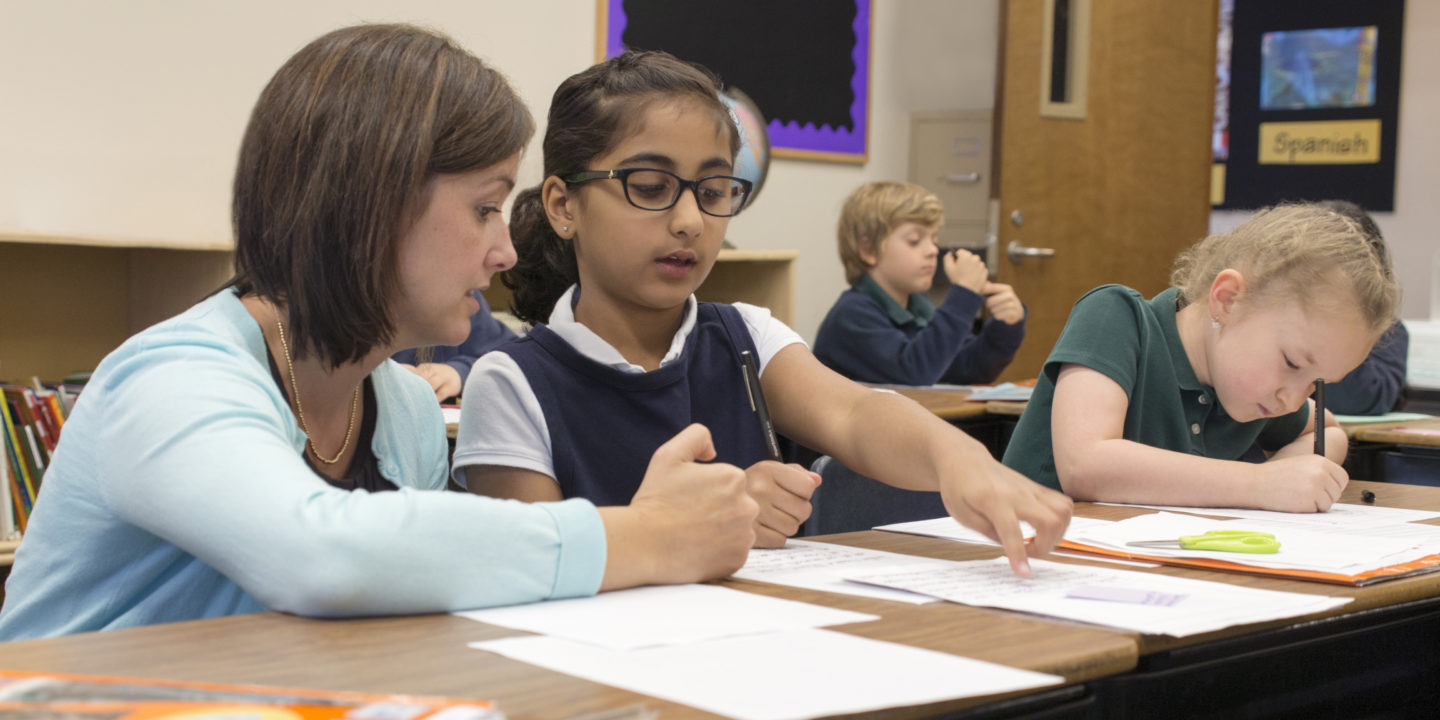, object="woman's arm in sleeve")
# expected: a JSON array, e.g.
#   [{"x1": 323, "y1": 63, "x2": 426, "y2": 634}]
[{"x1": 98, "y1": 346, "x2": 604, "y2": 617}]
